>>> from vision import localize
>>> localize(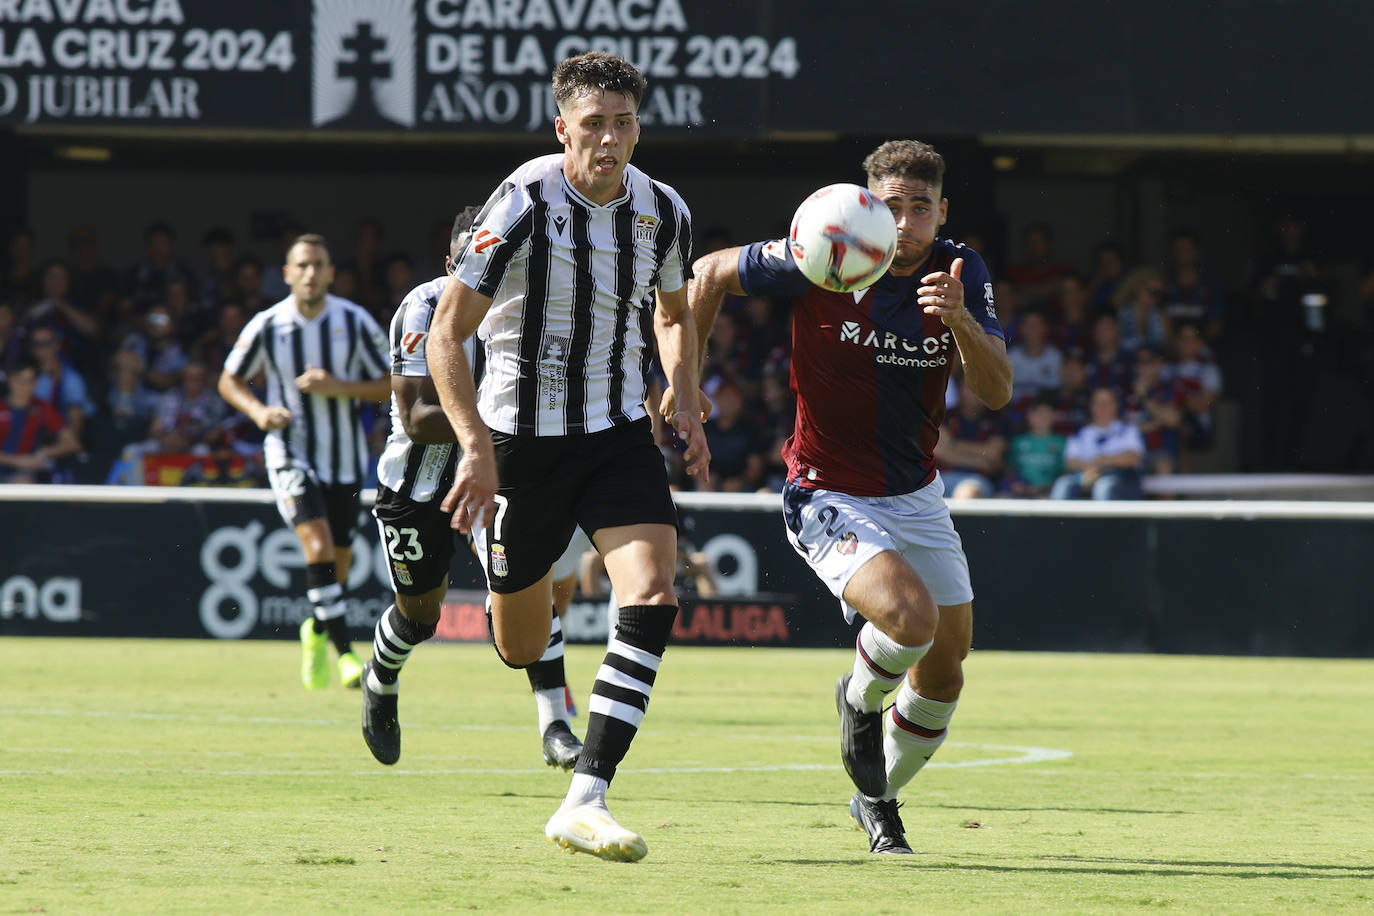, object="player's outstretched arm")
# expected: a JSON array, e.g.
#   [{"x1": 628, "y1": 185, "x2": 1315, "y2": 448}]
[
  {"x1": 687, "y1": 246, "x2": 746, "y2": 370},
  {"x1": 428, "y1": 278, "x2": 497, "y2": 533},
  {"x1": 659, "y1": 246, "x2": 747, "y2": 422},
  {"x1": 921, "y1": 258, "x2": 1014, "y2": 409},
  {"x1": 655, "y1": 283, "x2": 711, "y2": 483}
]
